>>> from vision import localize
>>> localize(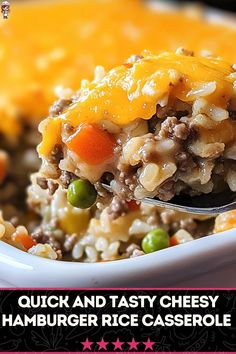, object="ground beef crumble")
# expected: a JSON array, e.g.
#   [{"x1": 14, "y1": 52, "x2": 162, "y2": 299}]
[
  {"x1": 140, "y1": 135, "x2": 158, "y2": 162},
  {"x1": 155, "y1": 179, "x2": 176, "y2": 201},
  {"x1": 48, "y1": 144, "x2": 63, "y2": 165},
  {"x1": 118, "y1": 168, "x2": 138, "y2": 195},
  {"x1": 49, "y1": 98, "x2": 72, "y2": 117},
  {"x1": 59, "y1": 170, "x2": 77, "y2": 188},
  {"x1": 175, "y1": 151, "x2": 196, "y2": 172},
  {"x1": 36, "y1": 176, "x2": 59, "y2": 195},
  {"x1": 31, "y1": 227, "x2": 62, "y2": 251},
  {"x1": 47, "y1": 180, "x2": 59, "y2": 195},
  {"x1": 159, "y1": 116, "x2": 190, "y2": 140},
  {"x1": 36, "y1": 177, "x2": 48, "y2": 190},
  {"x1": 31, "y1": 221, "x2": 78, "y2": 255},
  {"x1": 114, "y1": 117, "x2": 193, "y2": 201},
  {"x1": 107, "y1": 196, "x2": 129, "y2": 220}
]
